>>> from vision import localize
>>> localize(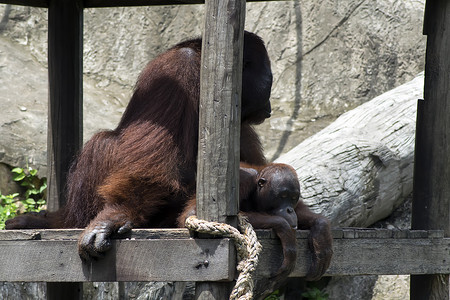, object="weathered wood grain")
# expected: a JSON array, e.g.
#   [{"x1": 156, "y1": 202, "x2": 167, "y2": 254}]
[
  {"x1": 195, "y1": 0, "x2": 246, "y2": 297},
  {"x1": 411, "y1": 1, "x2": 450, "y2": 299},
  {"x1": 1, "y1": 229, "x2": 449, "y2": 282},
  {"x1": 2, "y1": 228, "x2": 443, "y2": 241},
  {"x1": 0, "y1": 0, "x2": 48, "y2": 7},
  {"x1": 85, "y1": 0, "x2": 290, "y2": 7},
  {"x1": 47, "y1": 0, "x2": 83, "y2": 211},
  {"x1": 0, "y1": 229, "x2": 192, "y2": 241},
  {"x1": 0, "y1": 238, "x2": 234, "y2": 282},
  {"x1": 0, "y1": 0, "x2": 291, "y2": 8},
  {"x1": 276, "y1": 73, "x2": 423, "y2": 228},
  {"x1": 196, "y1": 0, "x2": 245, "y2": 225},
  {"x1": 258, "y1": 230, "x2": 450, "y2": 278},
  {"x1": 47, "y1": 1, "x2": 84, "y2": 297}
]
